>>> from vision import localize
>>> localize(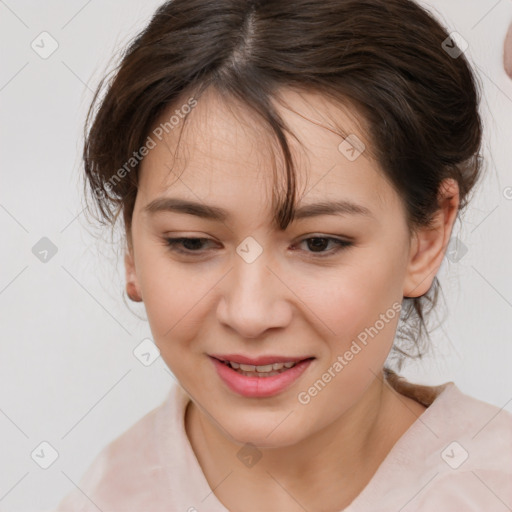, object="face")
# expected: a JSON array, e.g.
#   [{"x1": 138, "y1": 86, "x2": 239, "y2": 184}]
[{"x1": 126, "y1": 87, "x2": 419, "y2": 448}]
